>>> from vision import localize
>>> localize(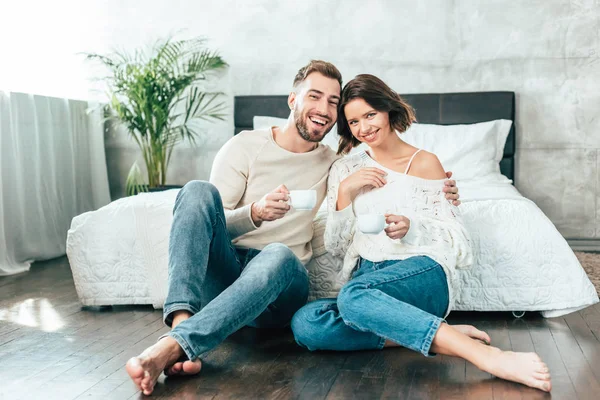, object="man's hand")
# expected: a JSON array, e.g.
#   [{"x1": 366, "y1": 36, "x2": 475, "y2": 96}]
[
  {"x1": 251, "y1": 184, "x2": 291, "y2": 226},
  {"x1": 444, "y1": 171, "x2": 461, "y2": 206},
  {"x1": 384, "y1": 214, "x2": 410, "y2": 240}
]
